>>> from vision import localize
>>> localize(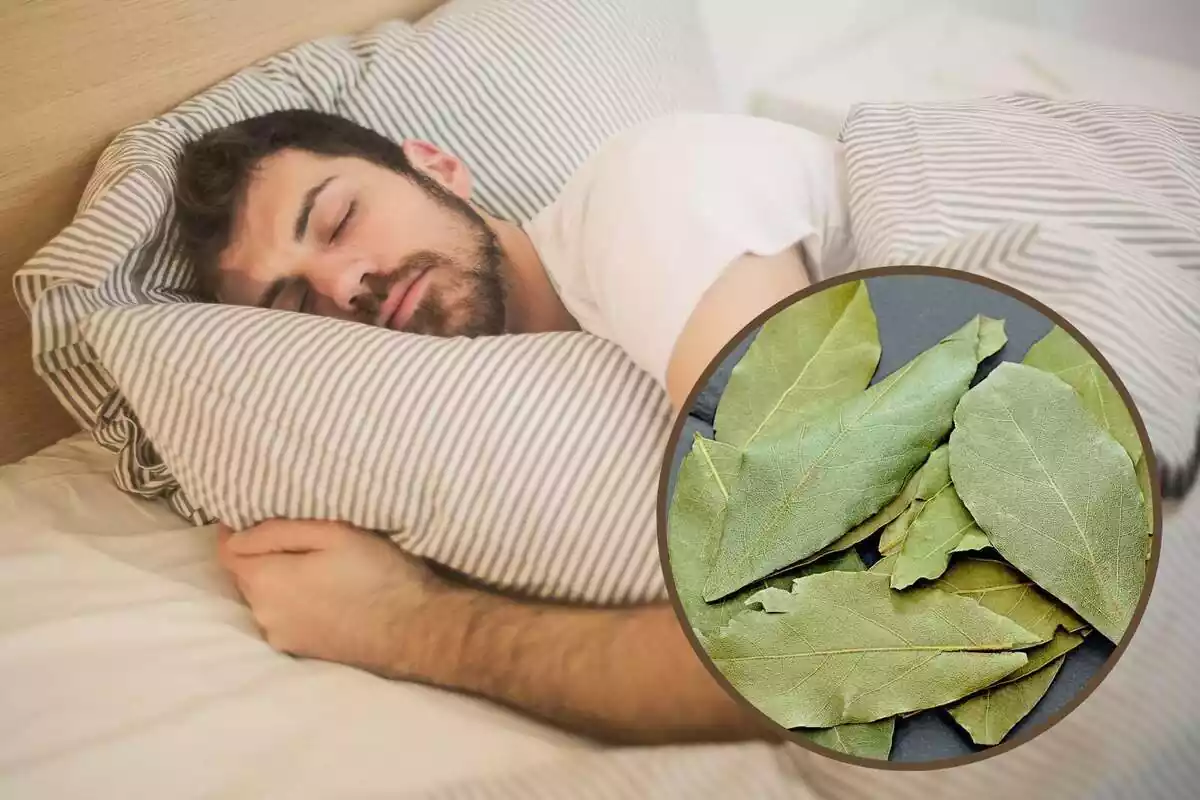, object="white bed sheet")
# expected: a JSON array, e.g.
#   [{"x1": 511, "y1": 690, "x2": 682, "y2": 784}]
[
  {"x1": 0, "y1": 435, "x2": 592, "y2": 799},
  {"x1": 2, "y1": 433, "x2": 1198, "y2": 799}
]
